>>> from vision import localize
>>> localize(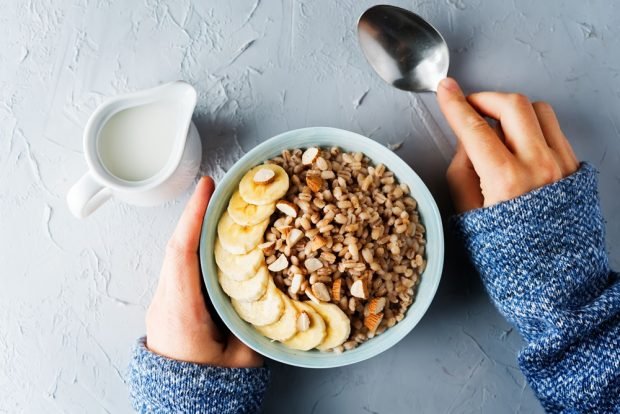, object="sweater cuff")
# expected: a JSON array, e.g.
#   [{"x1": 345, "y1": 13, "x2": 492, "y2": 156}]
[
  {"x1": 450, "y1": 163, "x2": 611, "y2": 340},
  {"x1": 128, "y1": 337, "x2": 270, "y2": 414},
  {"x1": 452, "y1": 163, "x2": 599, "y2": 236}
]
